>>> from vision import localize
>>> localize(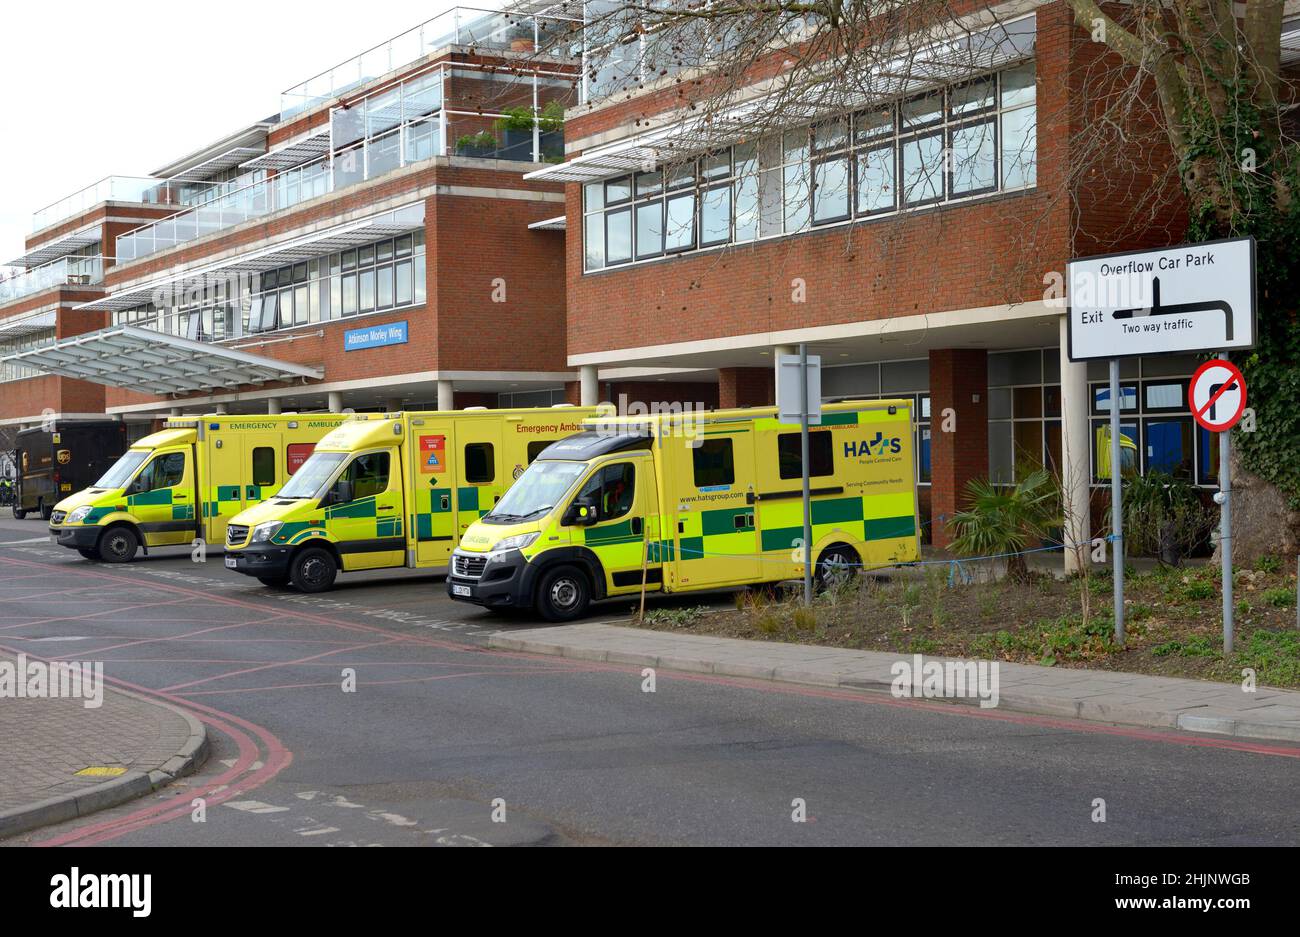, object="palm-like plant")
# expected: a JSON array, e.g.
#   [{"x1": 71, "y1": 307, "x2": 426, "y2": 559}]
[{"x1": 948, "y1": 469, "x2": 1060, "y2": 582}]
